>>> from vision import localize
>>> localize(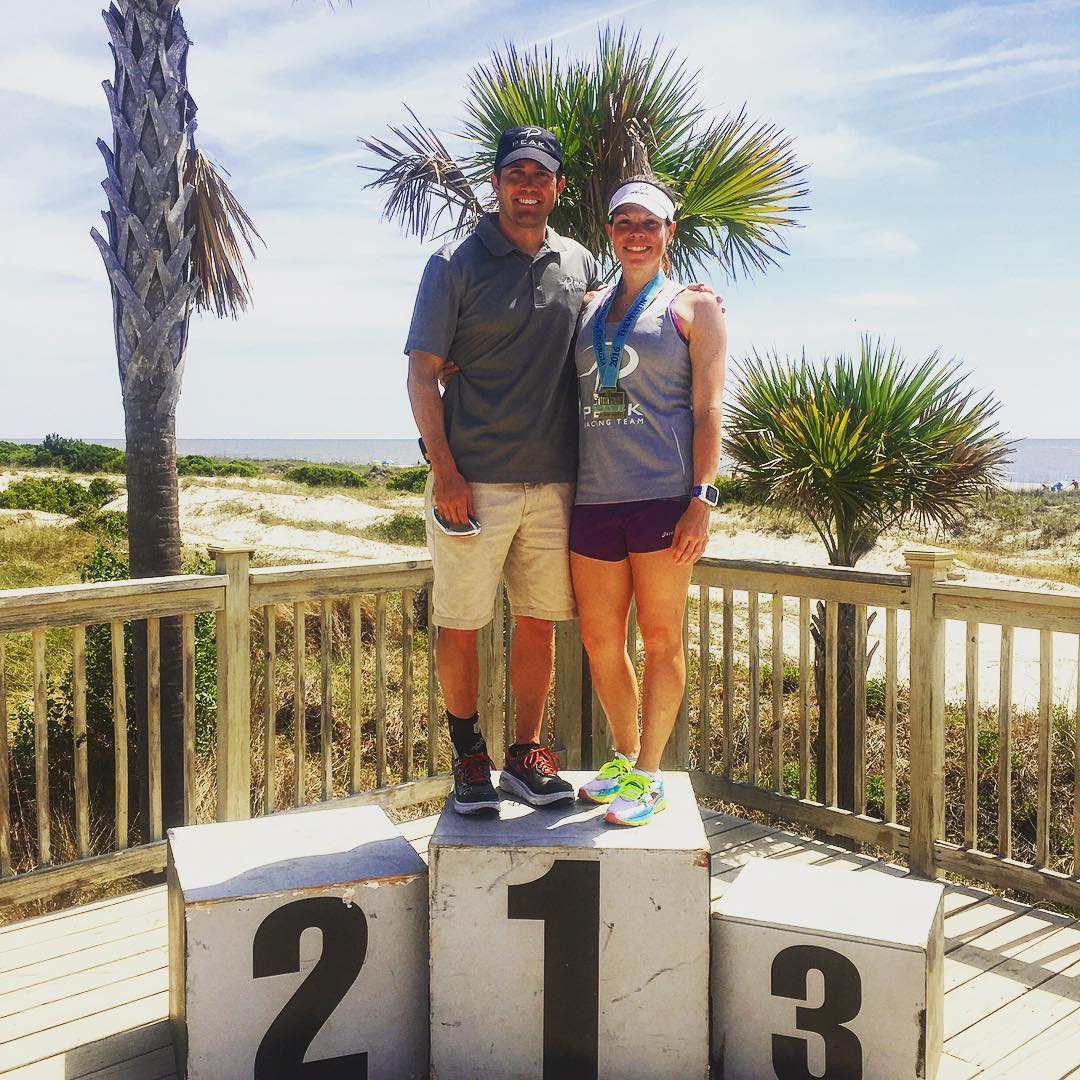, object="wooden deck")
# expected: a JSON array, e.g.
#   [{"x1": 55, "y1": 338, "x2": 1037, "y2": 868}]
[{"x1": 1, "y1": 808, "x2": 1077, "y2": 1079}]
